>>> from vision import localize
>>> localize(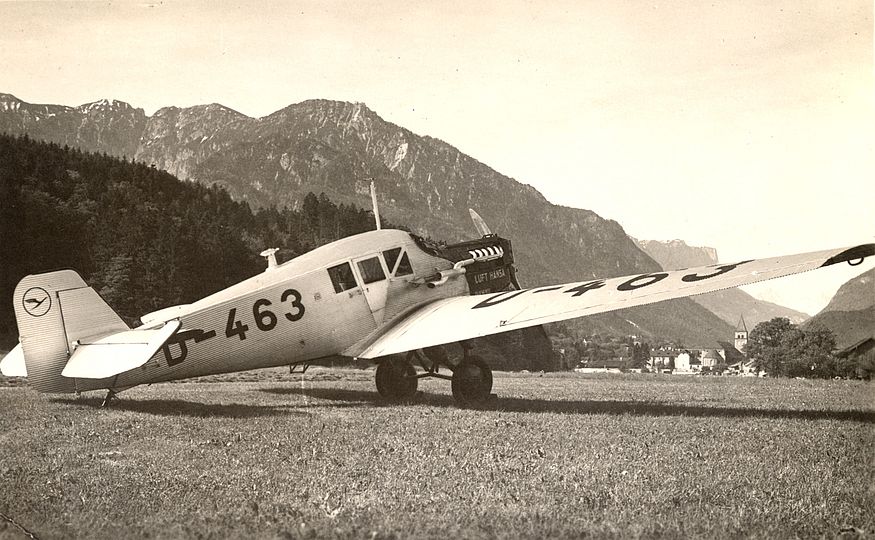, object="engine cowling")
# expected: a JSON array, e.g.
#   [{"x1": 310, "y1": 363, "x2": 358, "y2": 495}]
[{"x1": 433, "y1": 235, "x2": 520, "y2": 294}]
